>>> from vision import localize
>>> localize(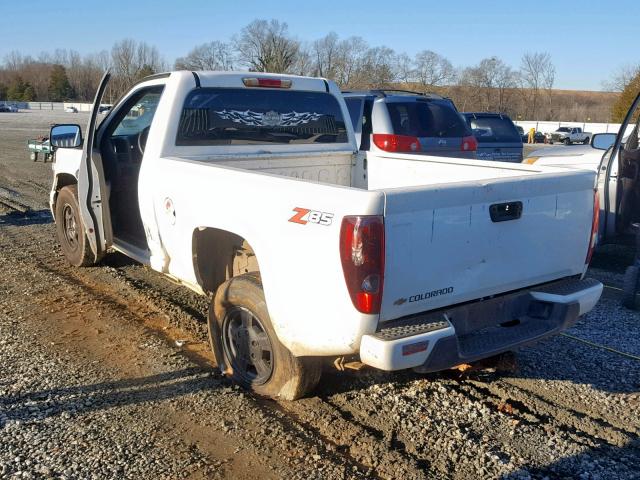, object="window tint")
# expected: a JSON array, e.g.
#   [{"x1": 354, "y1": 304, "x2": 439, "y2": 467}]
[
  {"x1": 466, "y1": 116, "x2": 521, "y2": 143},
  {"x1": 176, "y1": 88, "x2": 348, "y2": 146},
  {"x1": 360, "y1": 100, "x2": 373, "y2": 151},
  {"x1": 386, "y1": 100, "x2": 469, "y2": 138},
  {"x1": 345, "y1": 98, "x2": 363, "y2": 131}
]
